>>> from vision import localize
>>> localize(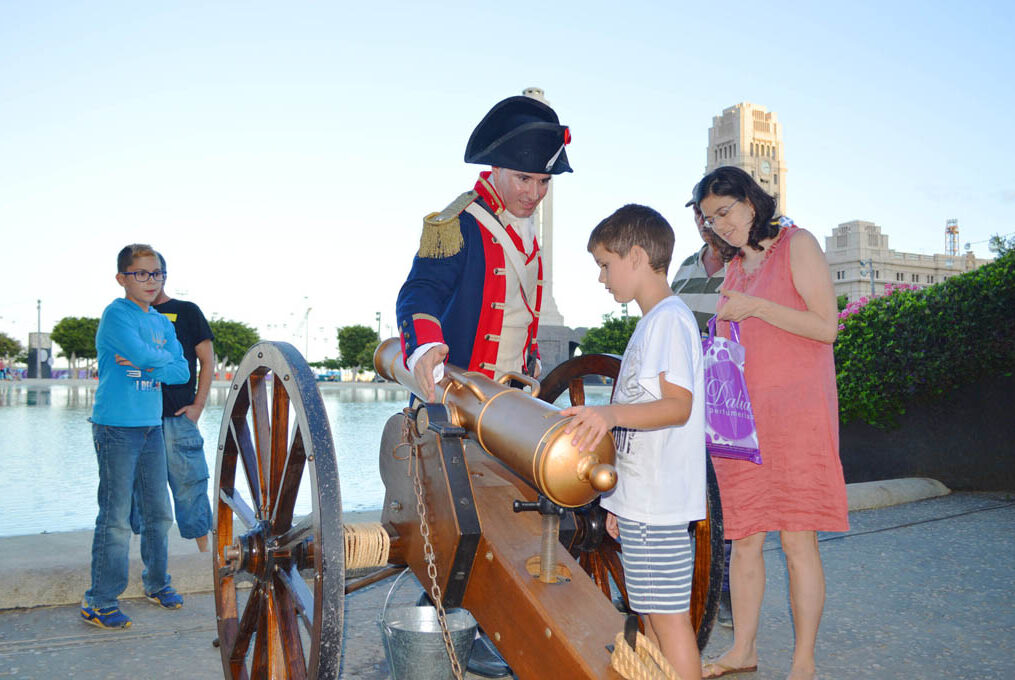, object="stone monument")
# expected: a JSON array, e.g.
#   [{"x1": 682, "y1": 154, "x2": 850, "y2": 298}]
[{"x1": 522, "y1": 87, "x2": 586, "y2": 374}]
